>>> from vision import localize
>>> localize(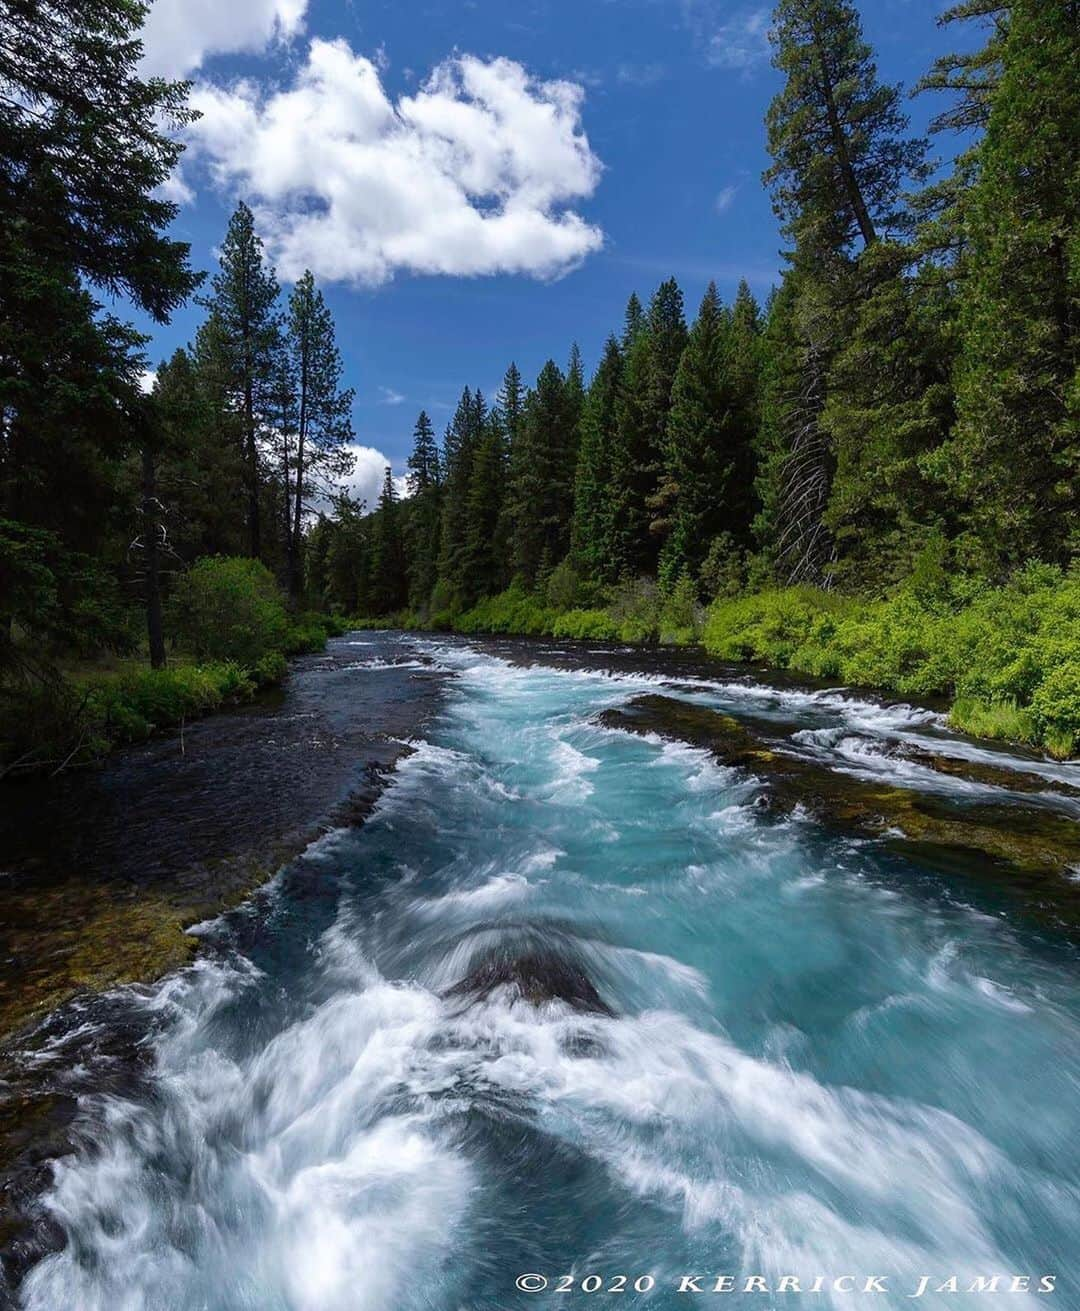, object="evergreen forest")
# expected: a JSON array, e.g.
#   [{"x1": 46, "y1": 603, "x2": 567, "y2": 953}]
[{"x1": 2, "y1": 0, "x2": 1078, "y2": 768}]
